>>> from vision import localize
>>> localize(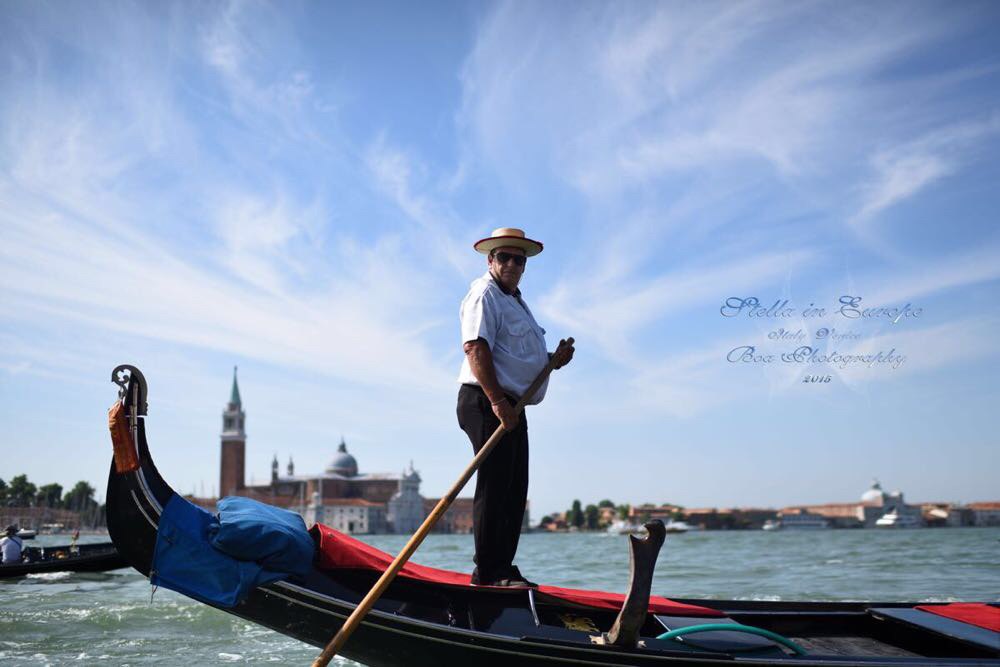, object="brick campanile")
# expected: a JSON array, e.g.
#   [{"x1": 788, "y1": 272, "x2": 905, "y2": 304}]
[{"x1": 219, "y1": 366, "x2": 246, "y2": 498}]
